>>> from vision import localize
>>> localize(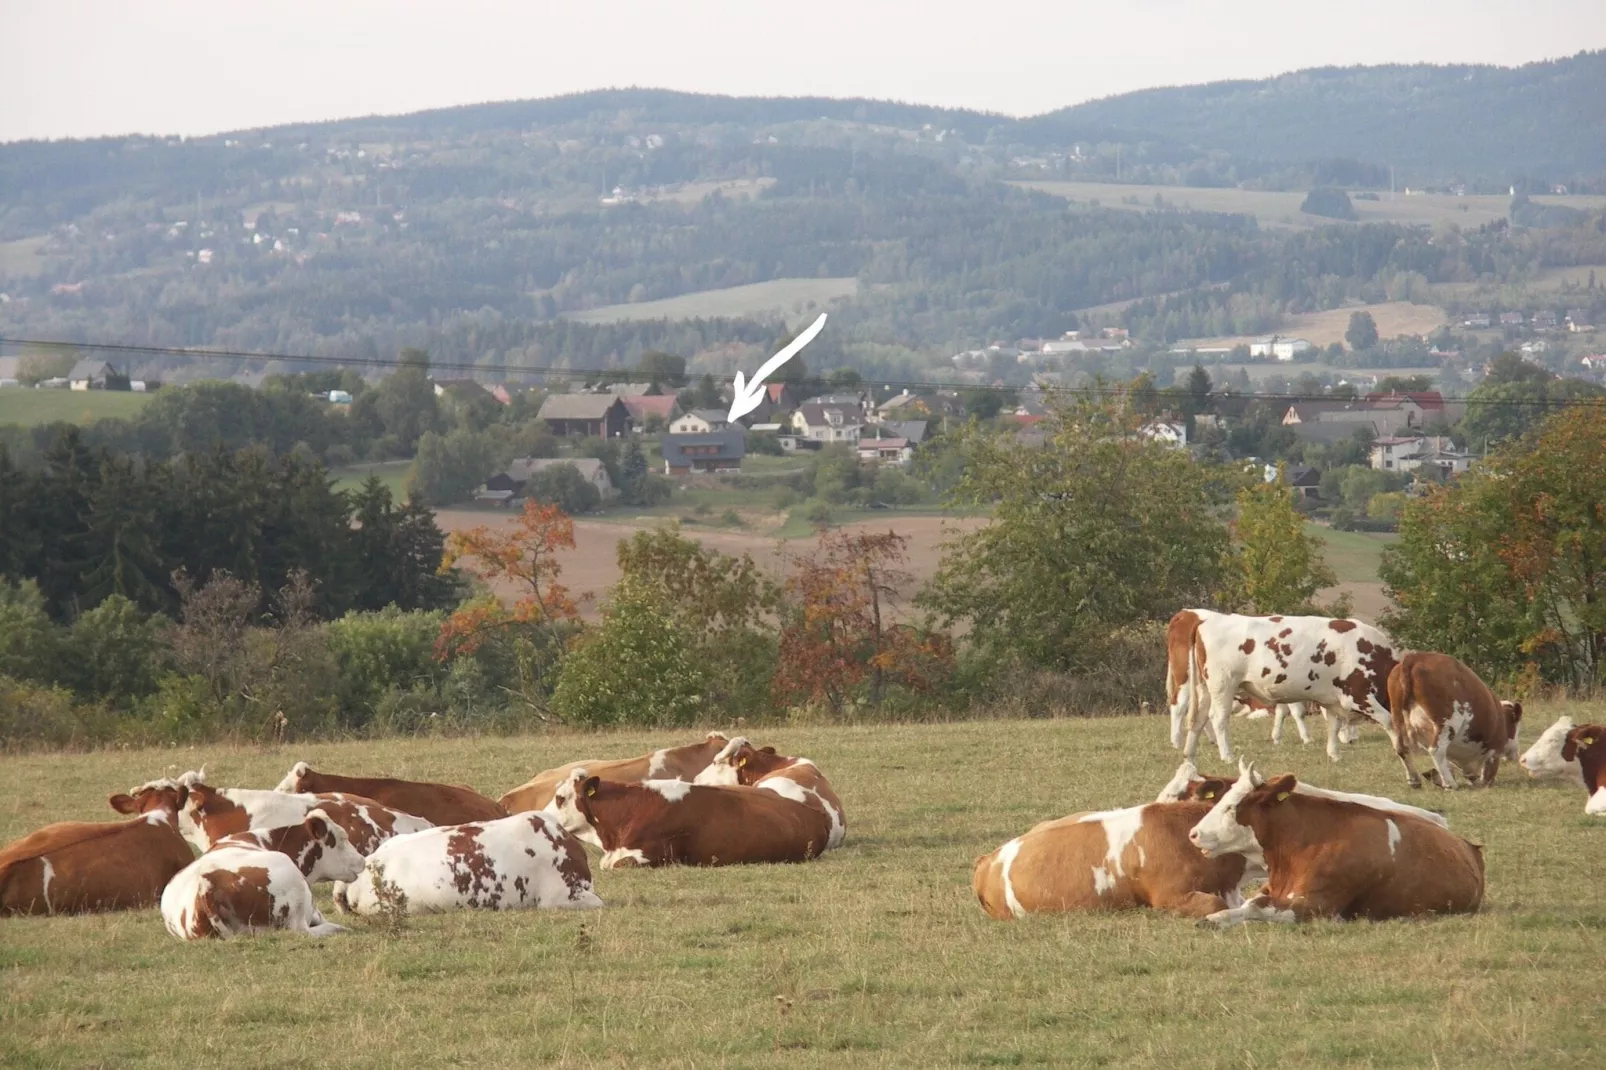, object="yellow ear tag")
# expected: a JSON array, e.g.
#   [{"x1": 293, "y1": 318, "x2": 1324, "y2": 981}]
[
  {"x1": 1276, "y1": 791, "x2": 1290, "y2": 802},
  {"x1": 1202, "y1": 791, "x2": 1215, "y2": 800},
  {"x1": 586, "y1": 786, "x2": 596, "y2": 797},
  {"x1": 737, "y1": 757, "x2": 747, "y2": 768},
  {"x1": 1584, "y1": 737, "x2": 1597, "y2": 746}
]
